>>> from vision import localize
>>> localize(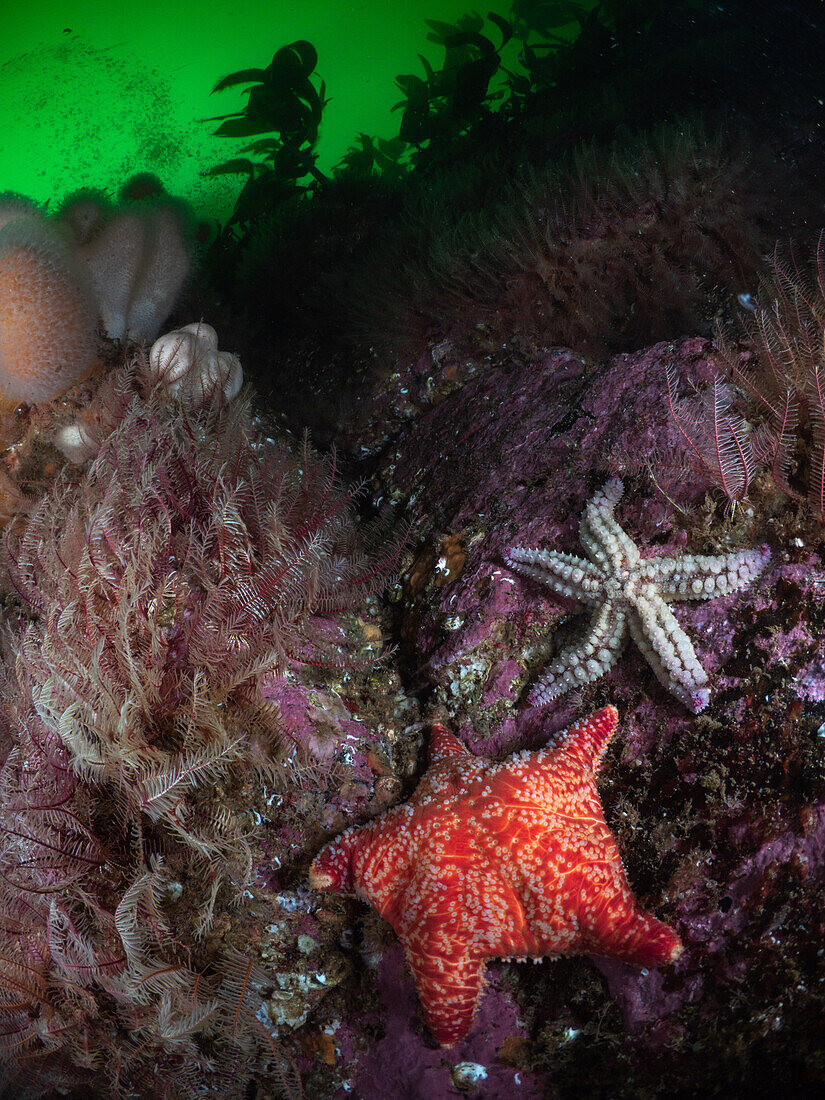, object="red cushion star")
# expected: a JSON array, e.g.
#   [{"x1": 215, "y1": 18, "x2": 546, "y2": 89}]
[{"x1": 309, "y1": 705, "x2": 683, "y2": 1046}]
